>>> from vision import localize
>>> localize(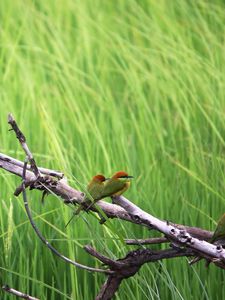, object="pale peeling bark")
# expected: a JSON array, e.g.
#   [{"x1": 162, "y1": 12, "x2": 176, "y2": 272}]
[{"x1": 0, "y1": 113, "x2": 224, "y2": 300}]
